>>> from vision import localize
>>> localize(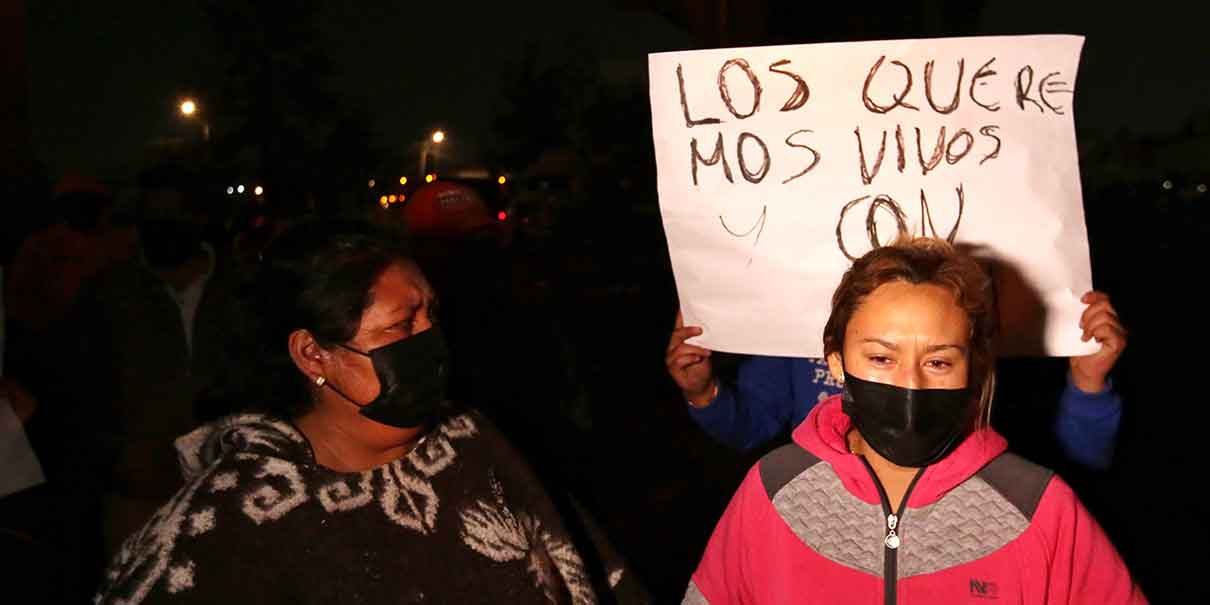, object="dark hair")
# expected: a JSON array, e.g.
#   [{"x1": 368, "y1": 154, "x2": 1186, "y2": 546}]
[
  {"x1": 822, "y1": 237, "x2": 999, "y2": 427},
  {"x1": 135, "y1": 163, "x2": 206, "y2": 218},
  {"x1": 201, "y1": 219, "x2": 413, "y2": 419}
]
